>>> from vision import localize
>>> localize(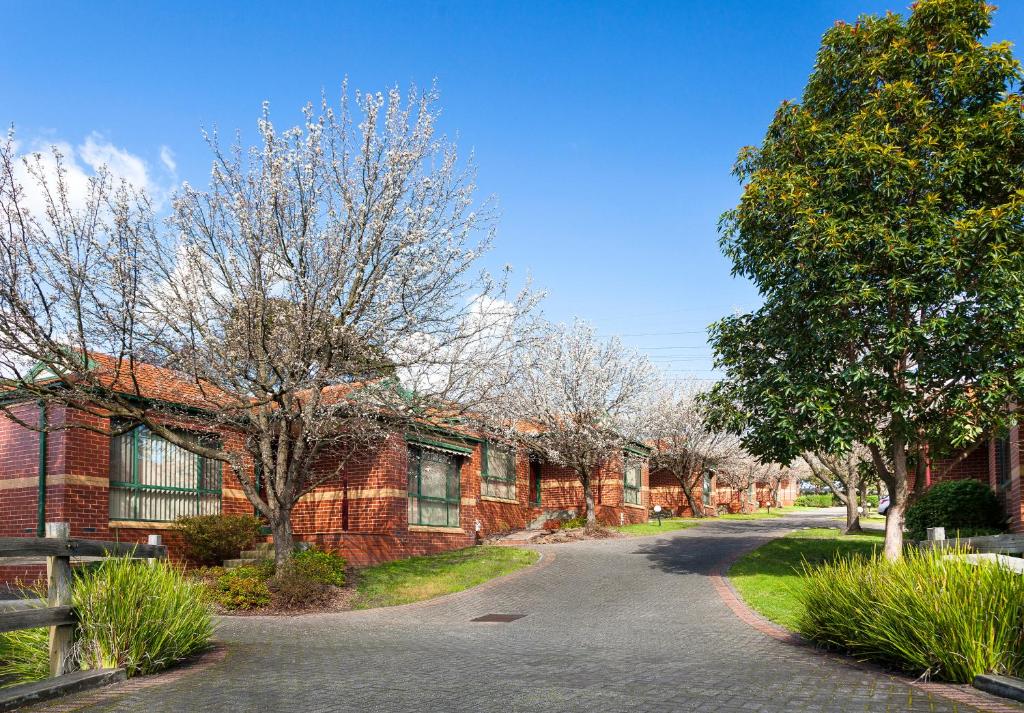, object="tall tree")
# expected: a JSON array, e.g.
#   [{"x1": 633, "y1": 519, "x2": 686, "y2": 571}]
[
  {"x1": 0, "y1": 86, "x2": 539, "y2": 564},
  {"x1": 705, "y1": 0, "x2": 1024, "y2": 559},
  {"x1": 647, "y1": 381, "x2": 741, "y2": 517},
  {"x1": 502, "y1": 320, "x2": 655, "y2": 525}
]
